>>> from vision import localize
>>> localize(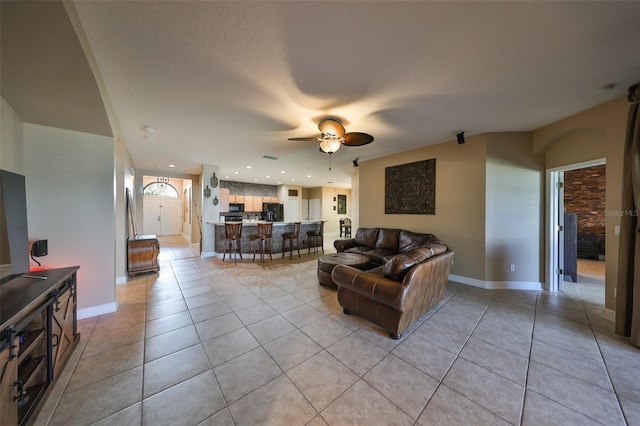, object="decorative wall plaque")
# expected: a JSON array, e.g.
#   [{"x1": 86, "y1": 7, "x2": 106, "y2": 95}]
[{"x1": 385, "y1": 159, "x2": 436, "y2": 214}]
